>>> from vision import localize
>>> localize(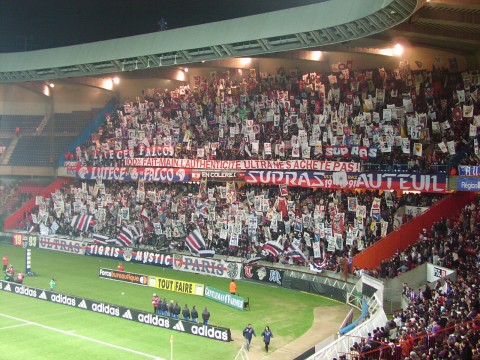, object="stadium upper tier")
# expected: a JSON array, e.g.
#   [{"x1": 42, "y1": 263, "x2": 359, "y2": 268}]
[{"x1": 67, "y1": 65, "x2": 478, "y2": 175}]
